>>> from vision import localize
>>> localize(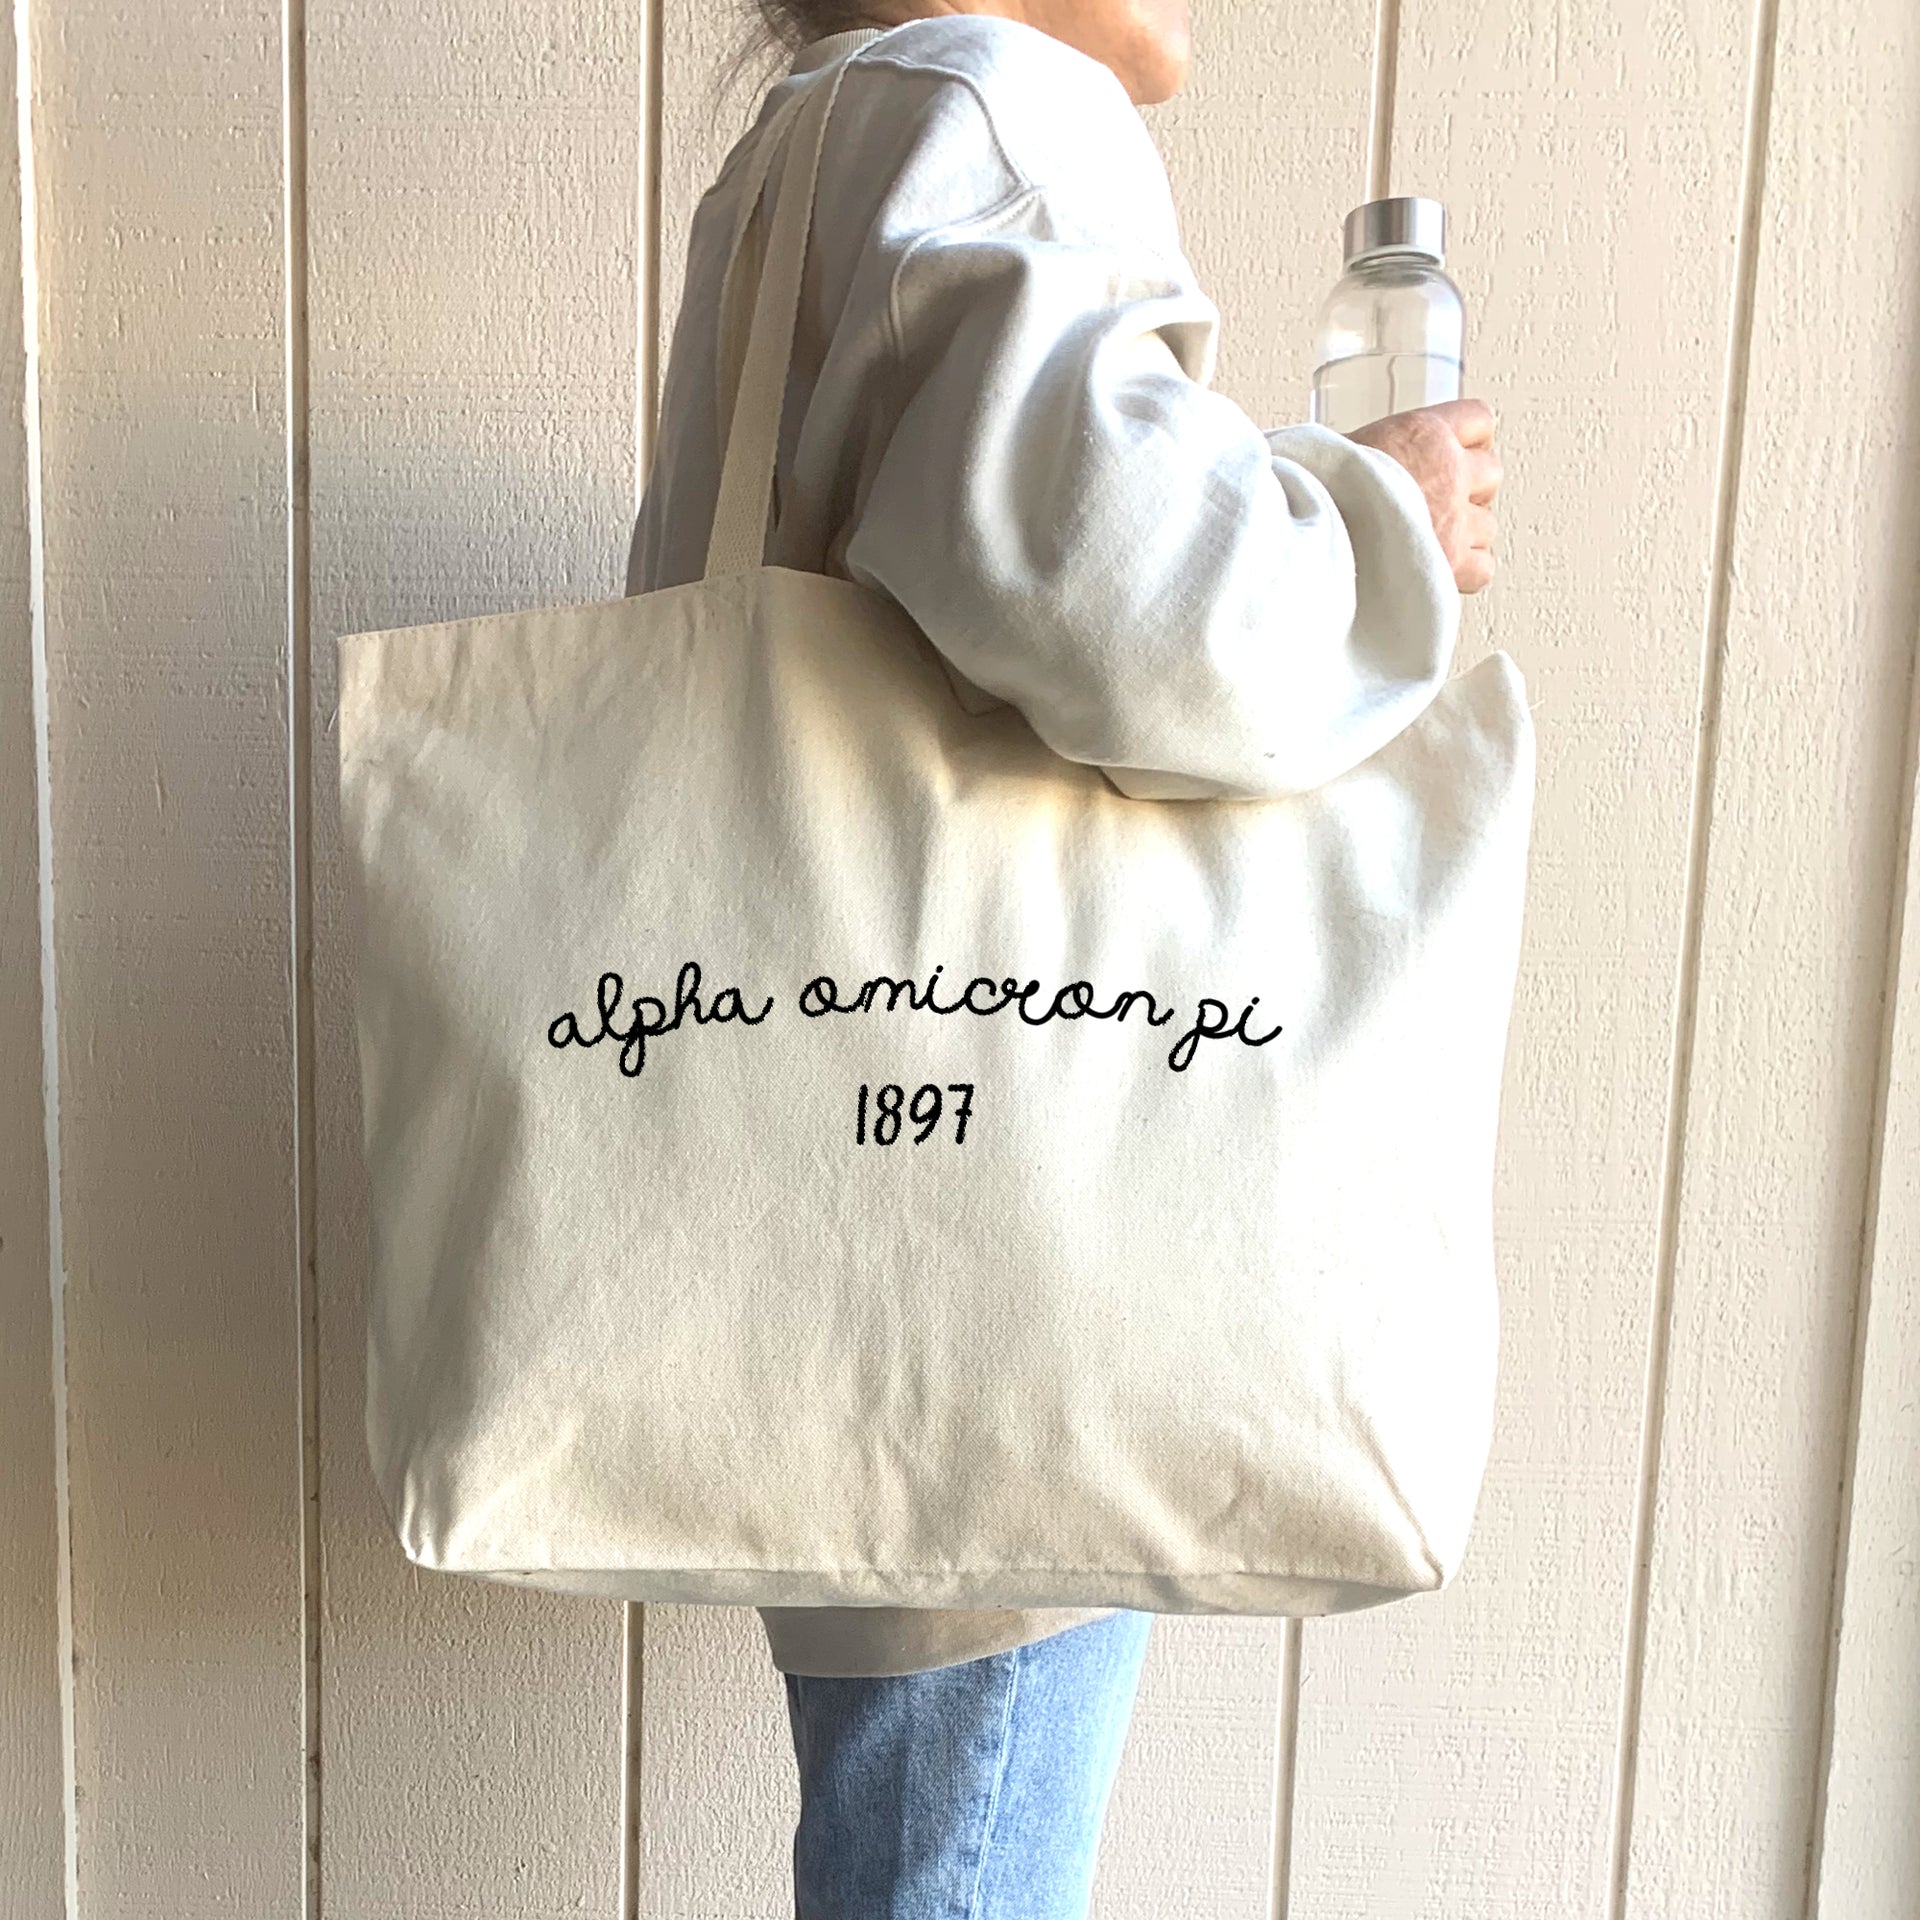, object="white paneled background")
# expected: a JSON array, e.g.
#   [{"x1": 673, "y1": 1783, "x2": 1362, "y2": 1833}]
[{"x1": 3, "y1": 0, "x2": 1917, "y2": 1913}]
